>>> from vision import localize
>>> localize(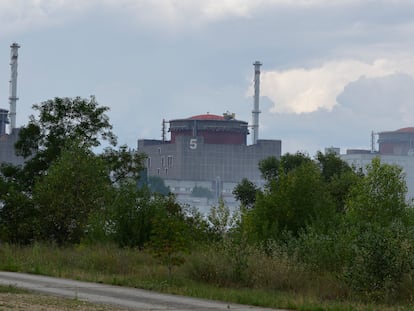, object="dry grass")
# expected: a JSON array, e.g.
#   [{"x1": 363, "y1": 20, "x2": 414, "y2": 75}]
[
  {"x1": 0, "y1": 293, "x2": 130, "y2": 311},
  {"x1": 1, "y1": 243, "x2": 414, "y2": 311}
]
